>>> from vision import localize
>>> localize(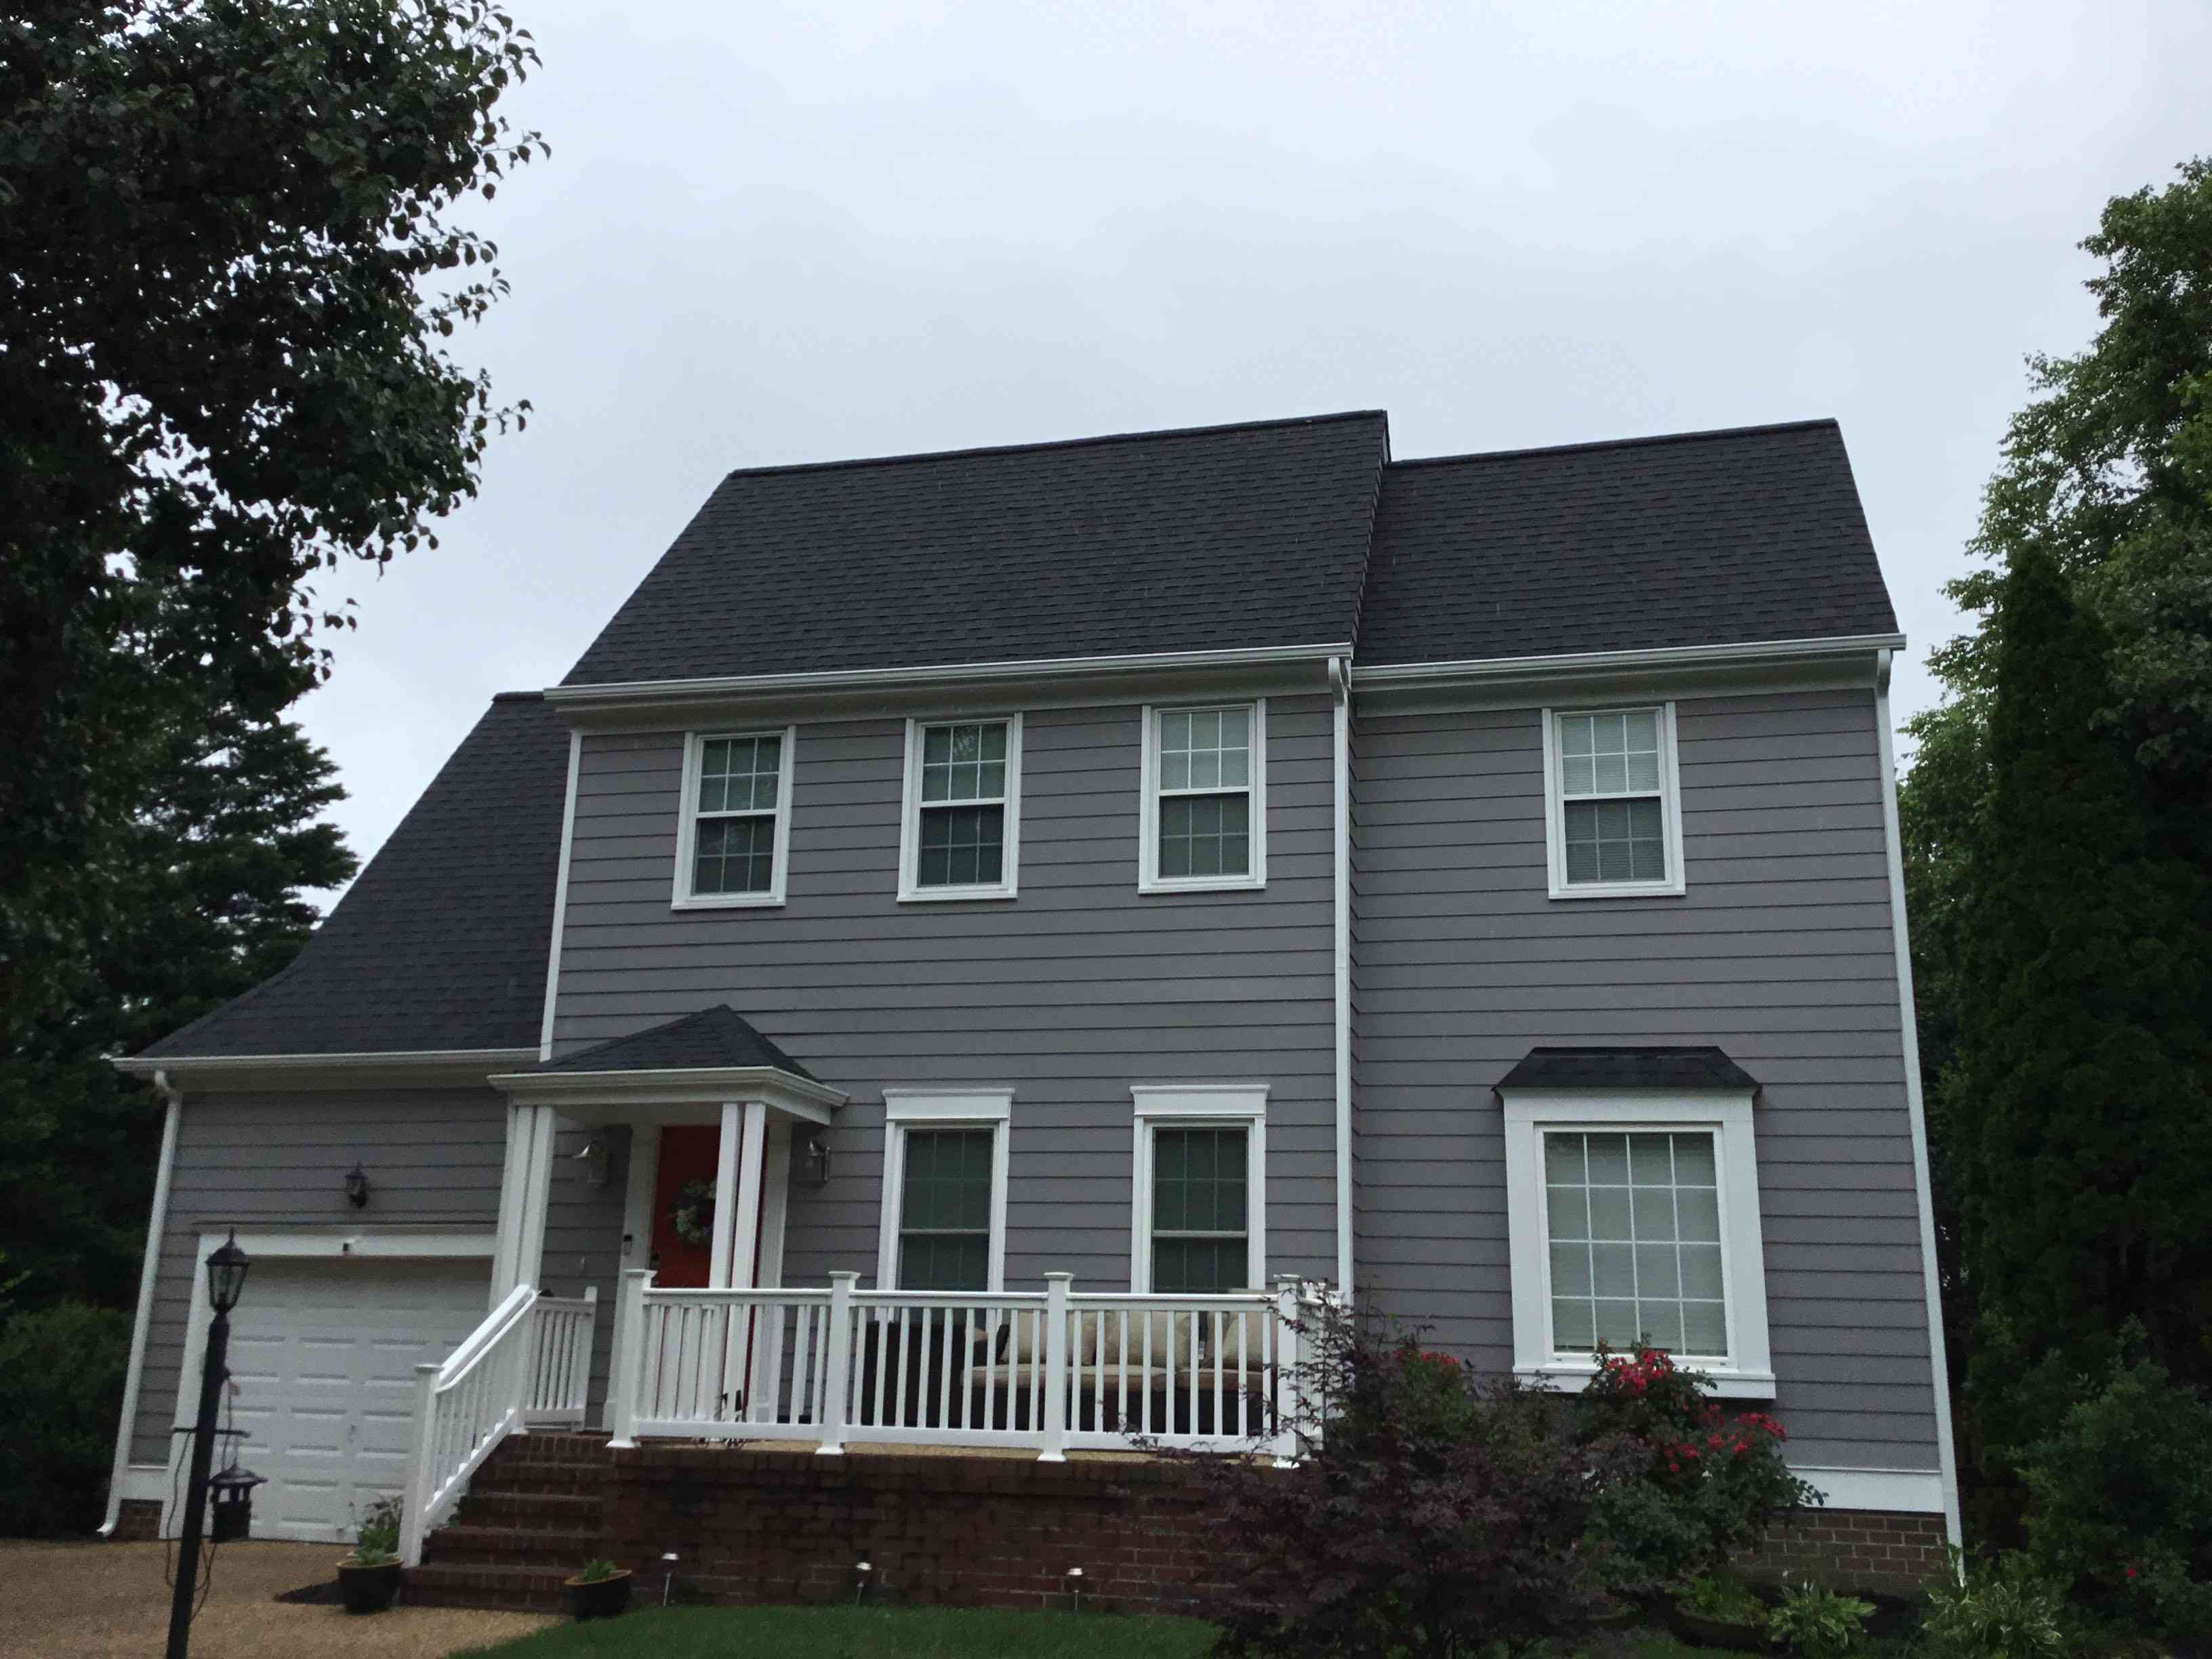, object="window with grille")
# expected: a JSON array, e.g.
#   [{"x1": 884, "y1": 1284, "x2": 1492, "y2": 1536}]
[
  {"x1": 1544, "y1": 705, "x2": 1682, "y2": 898},
  {"x1": 895, "y1": 1128, "x2": 996, "y2": 1292},
  {"x1": 1542, "y1": 1129, "x2": 1727, "y2": 1357},
  {"x1": 676, "y1": 729, "x2": 792, "y2": 907},
  {"x1": 903, "y1": 718, "x2": 1019, "y2": 898},
  {"x1": 1142, "y1": 702, "x2": 1265, "y2": 891},
  {"x1": 1149, "y1": 1126, "x2": 1250, "y2": 1292}
]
